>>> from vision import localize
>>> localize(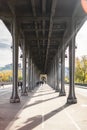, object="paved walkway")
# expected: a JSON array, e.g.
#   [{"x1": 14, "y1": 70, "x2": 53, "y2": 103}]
[{"x1": 0, "y1": 84, "x2": 87, "y2": 130}]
